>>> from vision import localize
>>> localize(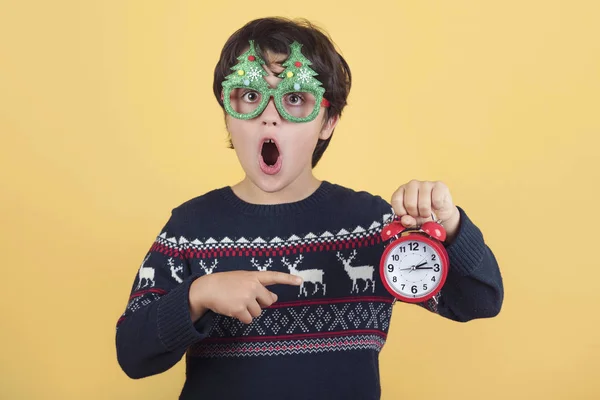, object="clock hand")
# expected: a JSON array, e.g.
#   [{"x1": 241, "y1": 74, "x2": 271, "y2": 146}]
[
  {"x1": 410, "y1": 266, "x2": 434, "y2": 272},
  {"x1": 399, "y1": 260, "x2": 431, "y2": 273},
  {"x1": 400, "y1": 261, "x2": 428, "y2": 271}
]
